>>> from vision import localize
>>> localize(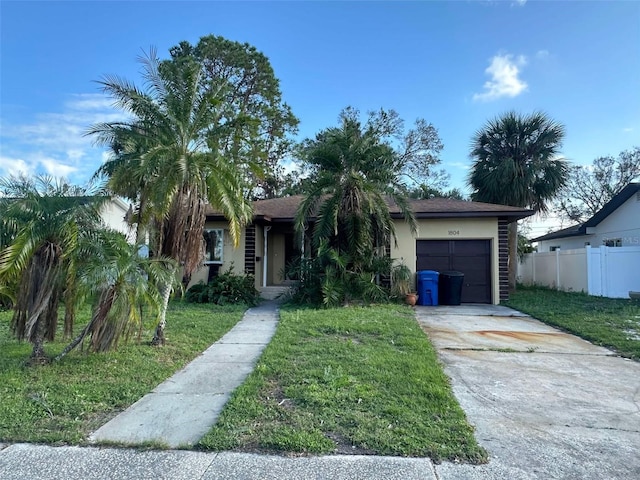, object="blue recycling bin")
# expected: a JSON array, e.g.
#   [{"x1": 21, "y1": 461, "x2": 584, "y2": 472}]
[{"x1": 417, "y1": 270, "x2": 439, "y2": 306}]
